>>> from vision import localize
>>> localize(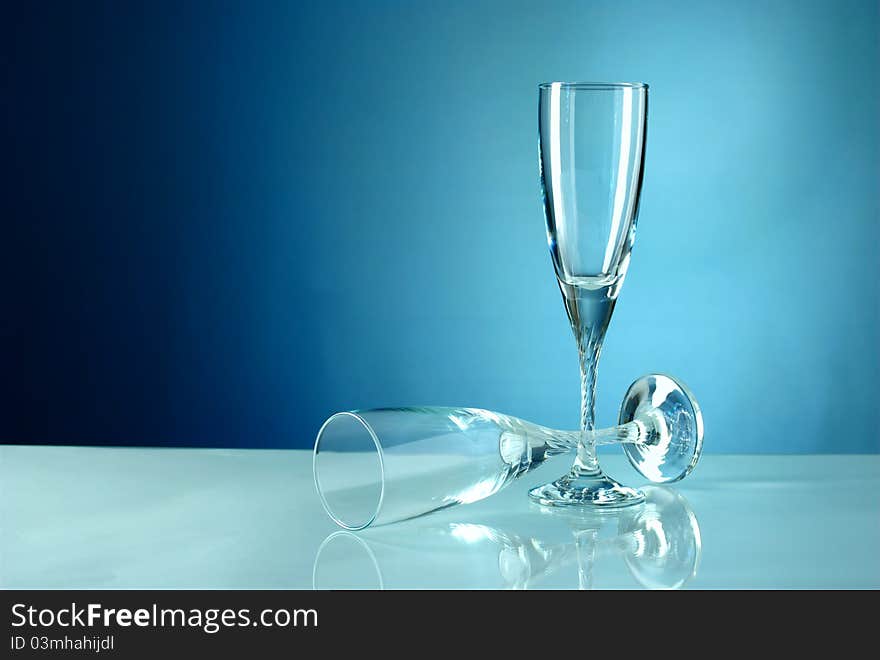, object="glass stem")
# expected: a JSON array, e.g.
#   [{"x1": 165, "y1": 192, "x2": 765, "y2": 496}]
[
  {"x1": 591, "y1": 419, "x2": 651, "y2": 446},
  {"x1": 572, "y1": 328, "x2": 603, "y2": 476},
  {"x1": 511, "y1": 408, "x2": 653, "y2": 471}
]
